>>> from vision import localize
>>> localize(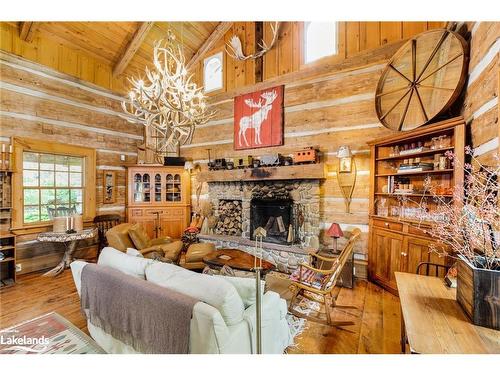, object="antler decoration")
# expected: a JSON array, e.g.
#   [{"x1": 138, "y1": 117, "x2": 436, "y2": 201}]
[
  {"x1": 122, "y1": 31, "x2": 216, "y2": 159},
  {"x1": 226, "y1": 22, "x2": 280, "y2": 61}
]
